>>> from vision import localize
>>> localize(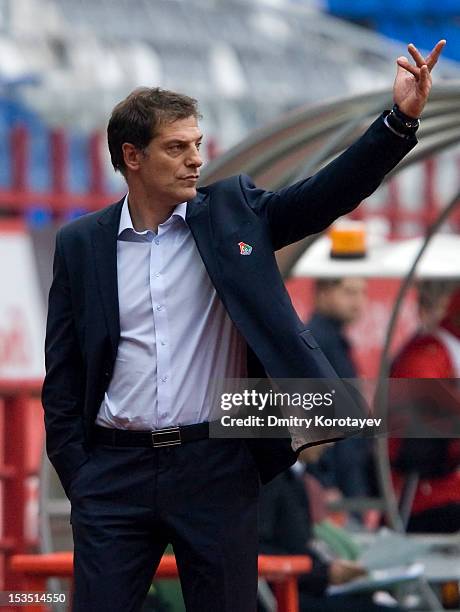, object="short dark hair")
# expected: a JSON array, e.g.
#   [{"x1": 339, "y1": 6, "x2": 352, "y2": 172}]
[
  {"x1": 107, "y1": 87, "x2": 200, "y2": 175},
  {"x1": 417, "y1": 280, "x2": 458, "y2": 311},
  {"x1": 314, "y1": 278, "x2": 342, "y2": 292}
]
